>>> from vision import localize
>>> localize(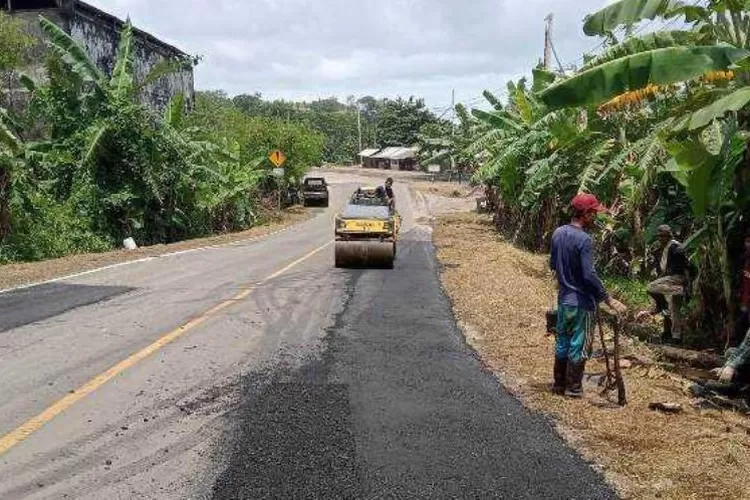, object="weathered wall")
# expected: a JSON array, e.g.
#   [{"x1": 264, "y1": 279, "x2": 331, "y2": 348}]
[
  {"x1": 70, "y1": 6, "x2": 194, "y2": 112},
  {"x1": 2, "y1": 1, "x2": 194, "y2": 114},
  {"x1": 0, "y1": 8, "x2": 66, "y2": 113}
]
